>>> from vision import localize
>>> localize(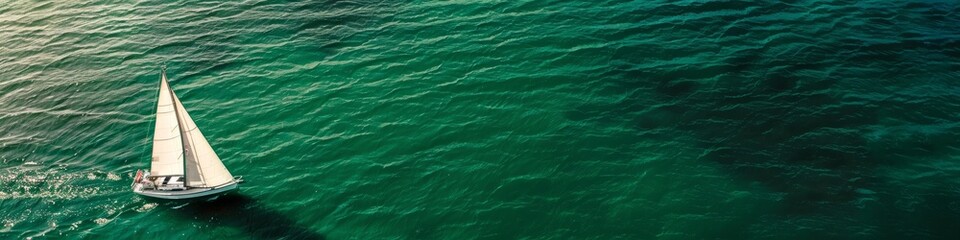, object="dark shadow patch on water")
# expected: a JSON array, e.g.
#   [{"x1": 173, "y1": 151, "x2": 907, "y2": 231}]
[
  {"x1": 569, "y1": 63, "x2": 960, "y2": 236},
  {"x1": 564, "y1": 1, "x2": 960, "y2": 237},
  {"x1": 685, "y1": 74, "x2": 879, "y2": 214},
  {"x1": 169, "y1": 194, "x2": 325, "y2": 240}
]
